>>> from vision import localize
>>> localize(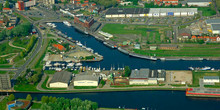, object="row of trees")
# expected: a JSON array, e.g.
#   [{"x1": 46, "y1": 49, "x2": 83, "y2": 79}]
[
  {"x1": 89, "y1": 0, "x2": 117, "y2": 8},
  {"x1": 41, "y1": 97, "x2": 98, "y2": 110},
  {"x1": 8, "y1": 94, "x2": 32, "y2": 101},
  {"x1": 0, "y1": 22, "x2": 32, "y2": 41},
  {"x1": 20, "y1": 36, "x2": 37, "y2": 58},
  {"x1": 17, "y1": 68, "x2": 42, "y2": 85},
  {"x1": 0, "y1": 57, "x2": 8, "y2": 64}
]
